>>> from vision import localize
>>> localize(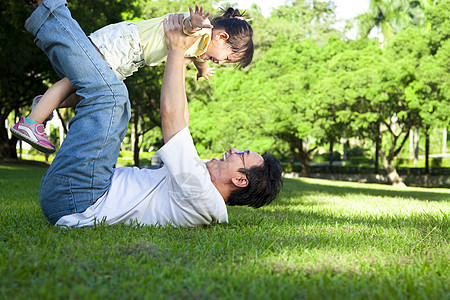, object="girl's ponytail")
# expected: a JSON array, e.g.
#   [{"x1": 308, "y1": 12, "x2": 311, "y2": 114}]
[{"x1": 219, "y1": 7, "x2": 243, "y2": 19}]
